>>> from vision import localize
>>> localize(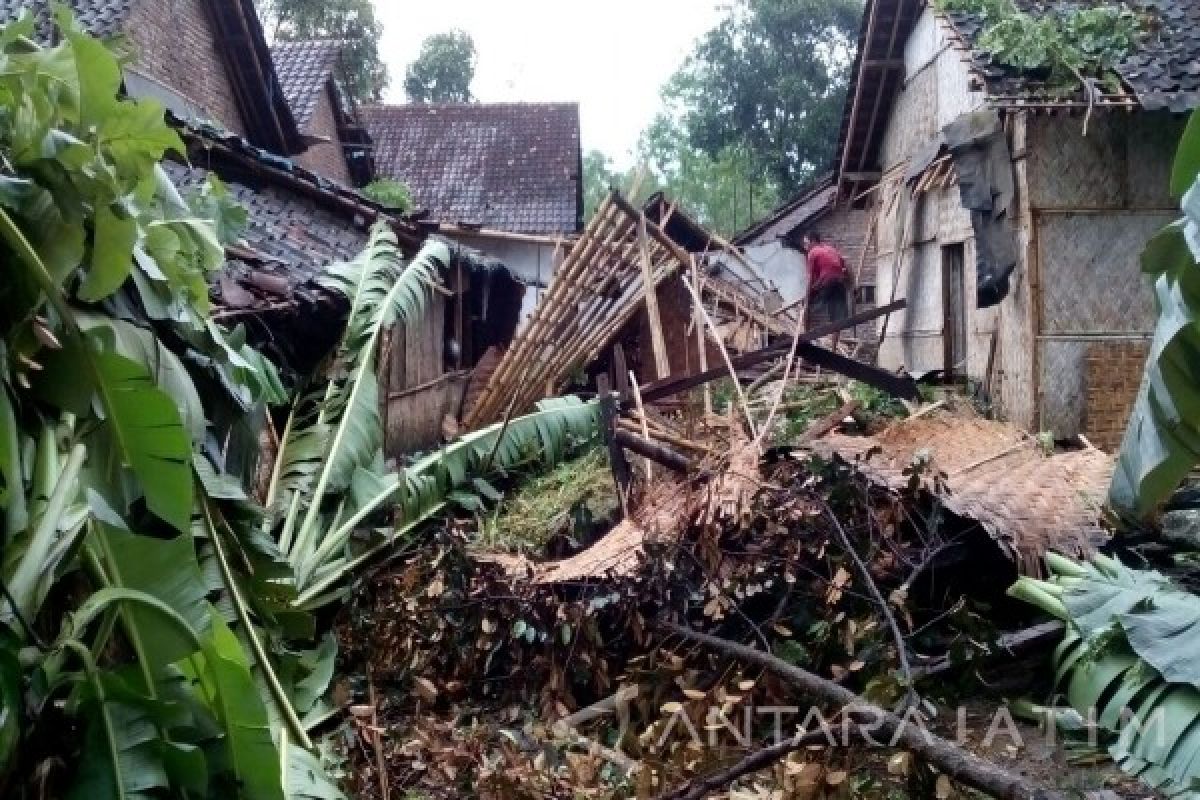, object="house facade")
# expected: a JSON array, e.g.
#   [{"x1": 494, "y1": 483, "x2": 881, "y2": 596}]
[{"x1": 742, "y1": 0, "x2": 1194, "y2": 448}]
